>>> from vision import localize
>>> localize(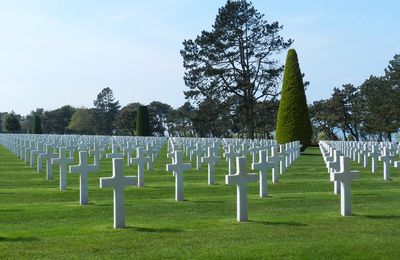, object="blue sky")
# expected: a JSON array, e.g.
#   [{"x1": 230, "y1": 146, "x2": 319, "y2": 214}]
[{"x1": 0, "y1": 0, "x2": 399, "y2": 115}]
